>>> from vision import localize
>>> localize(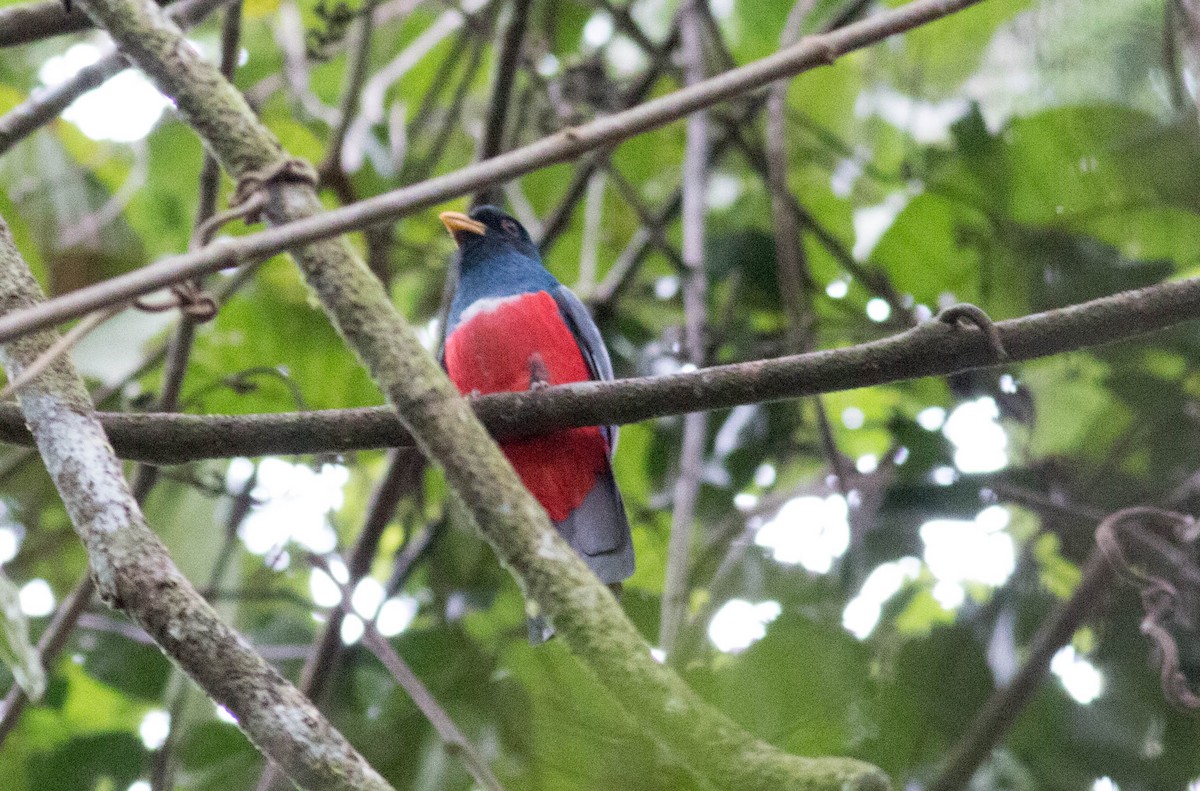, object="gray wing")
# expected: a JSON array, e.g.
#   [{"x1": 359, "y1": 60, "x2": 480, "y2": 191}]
[
  {"x1": 551, "y1": 285, "x2": 618, "y2": 454},
  {"x1": 550, "y1": 286, "x2": 633, "y2": 584}
]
